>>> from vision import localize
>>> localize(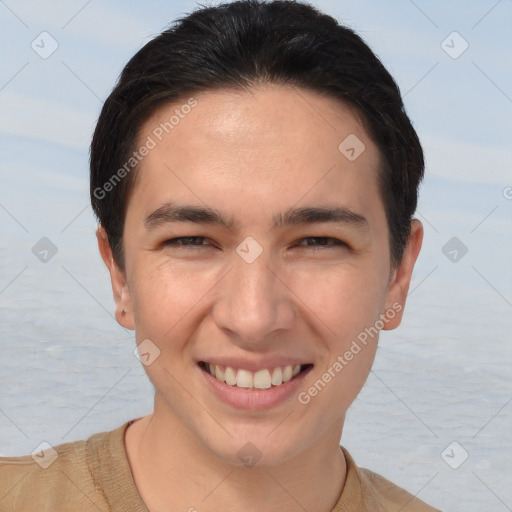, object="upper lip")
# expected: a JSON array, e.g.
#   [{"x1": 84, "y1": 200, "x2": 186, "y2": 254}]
[{"x1": 197, "y1": 357, "x2": 313, "y2": 372}]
